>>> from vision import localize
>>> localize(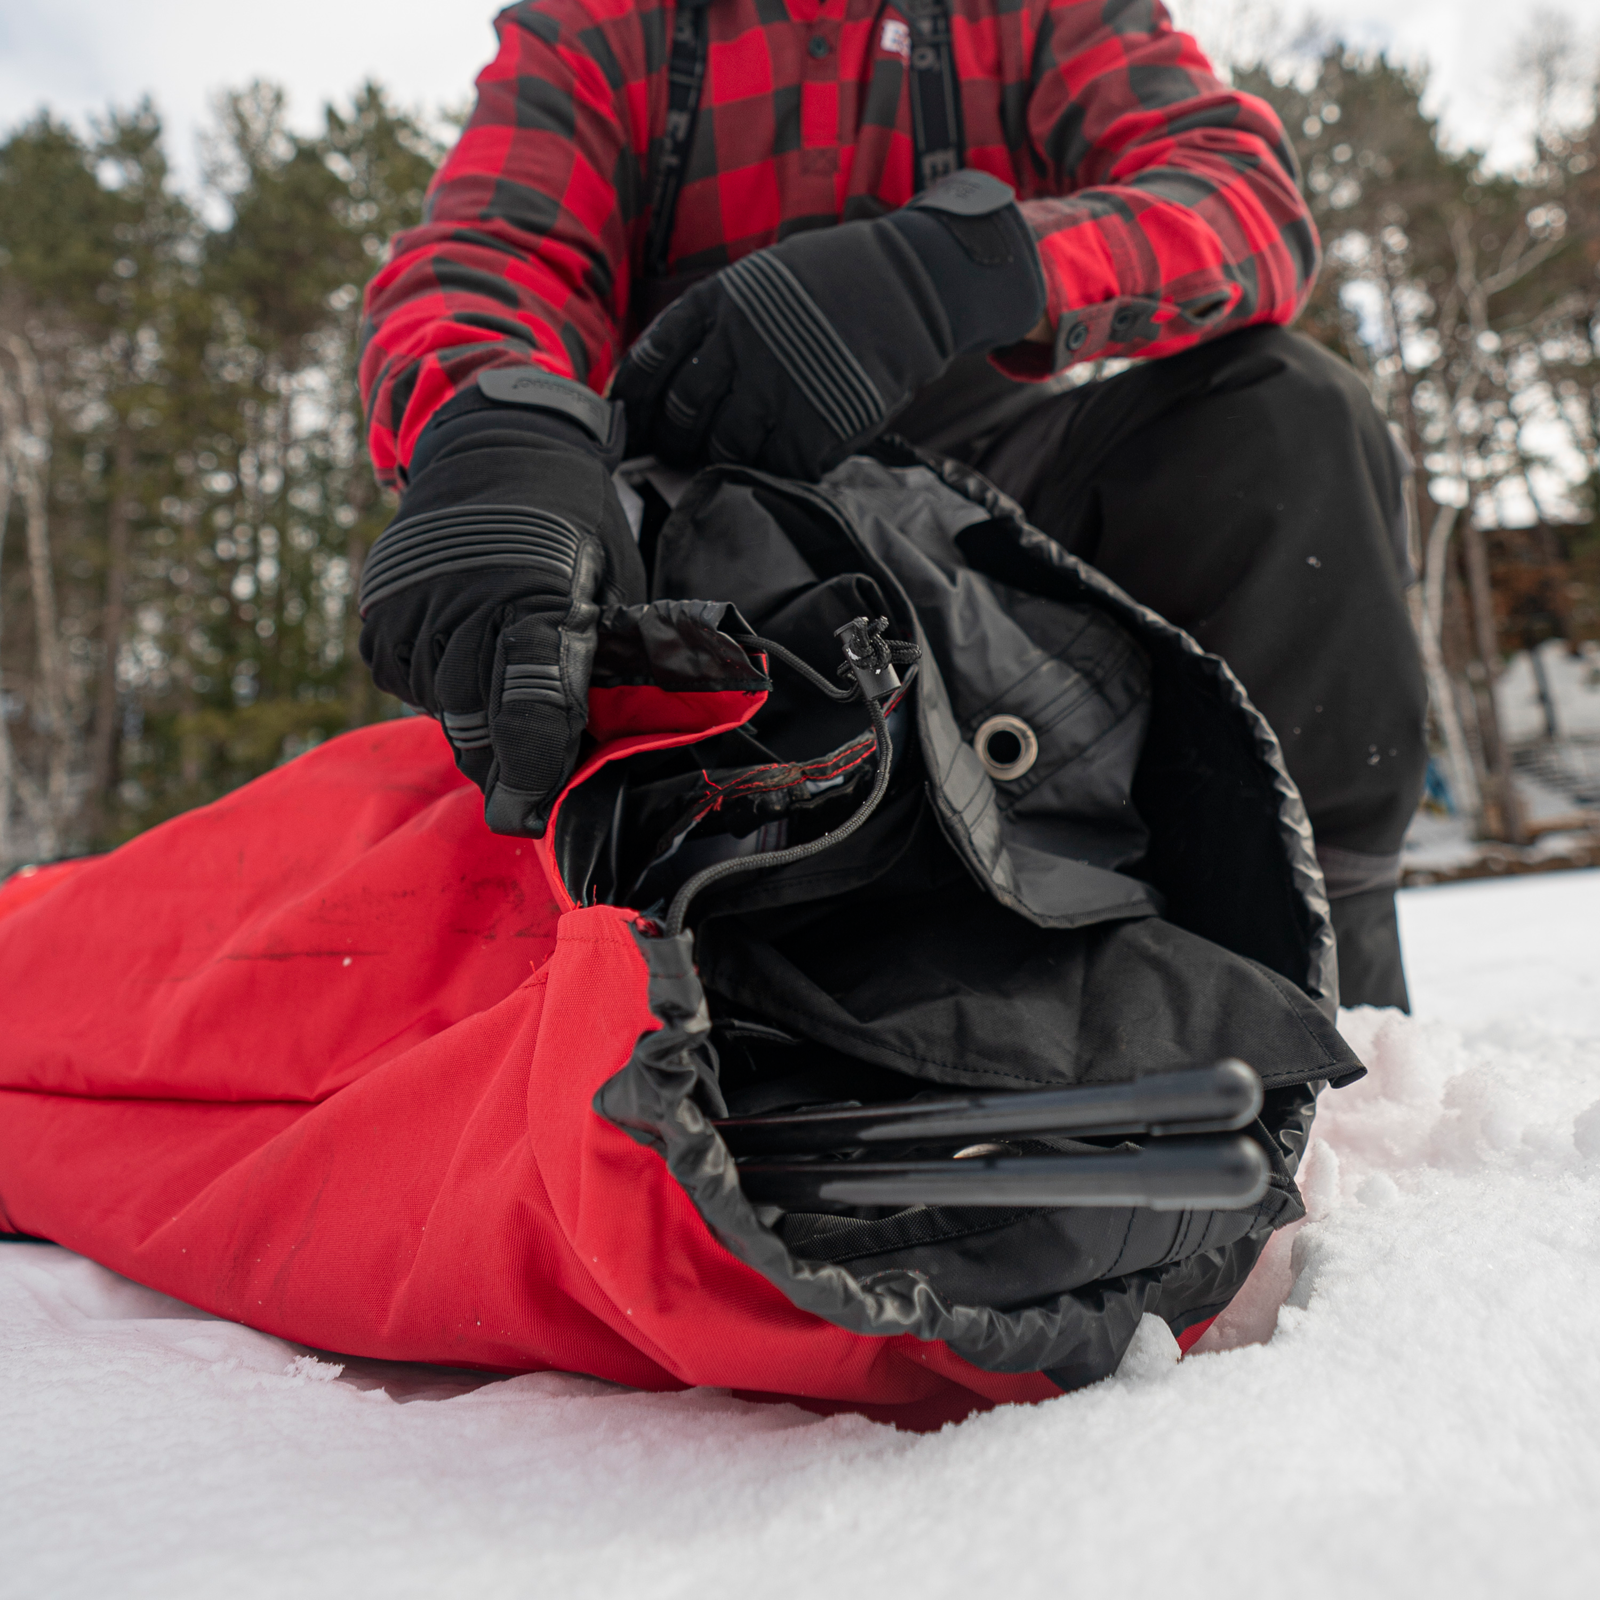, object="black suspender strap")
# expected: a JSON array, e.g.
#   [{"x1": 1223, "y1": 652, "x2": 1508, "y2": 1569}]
[
  {"x1": 642, "y1": 1, "x2": 968, "y2": 279},
  {"x1": 644, "y1": 0, "x2": 712, "y2": 278},
  {"x1": 898, "y1": 0, "x2": 966, "y2": 190}
]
